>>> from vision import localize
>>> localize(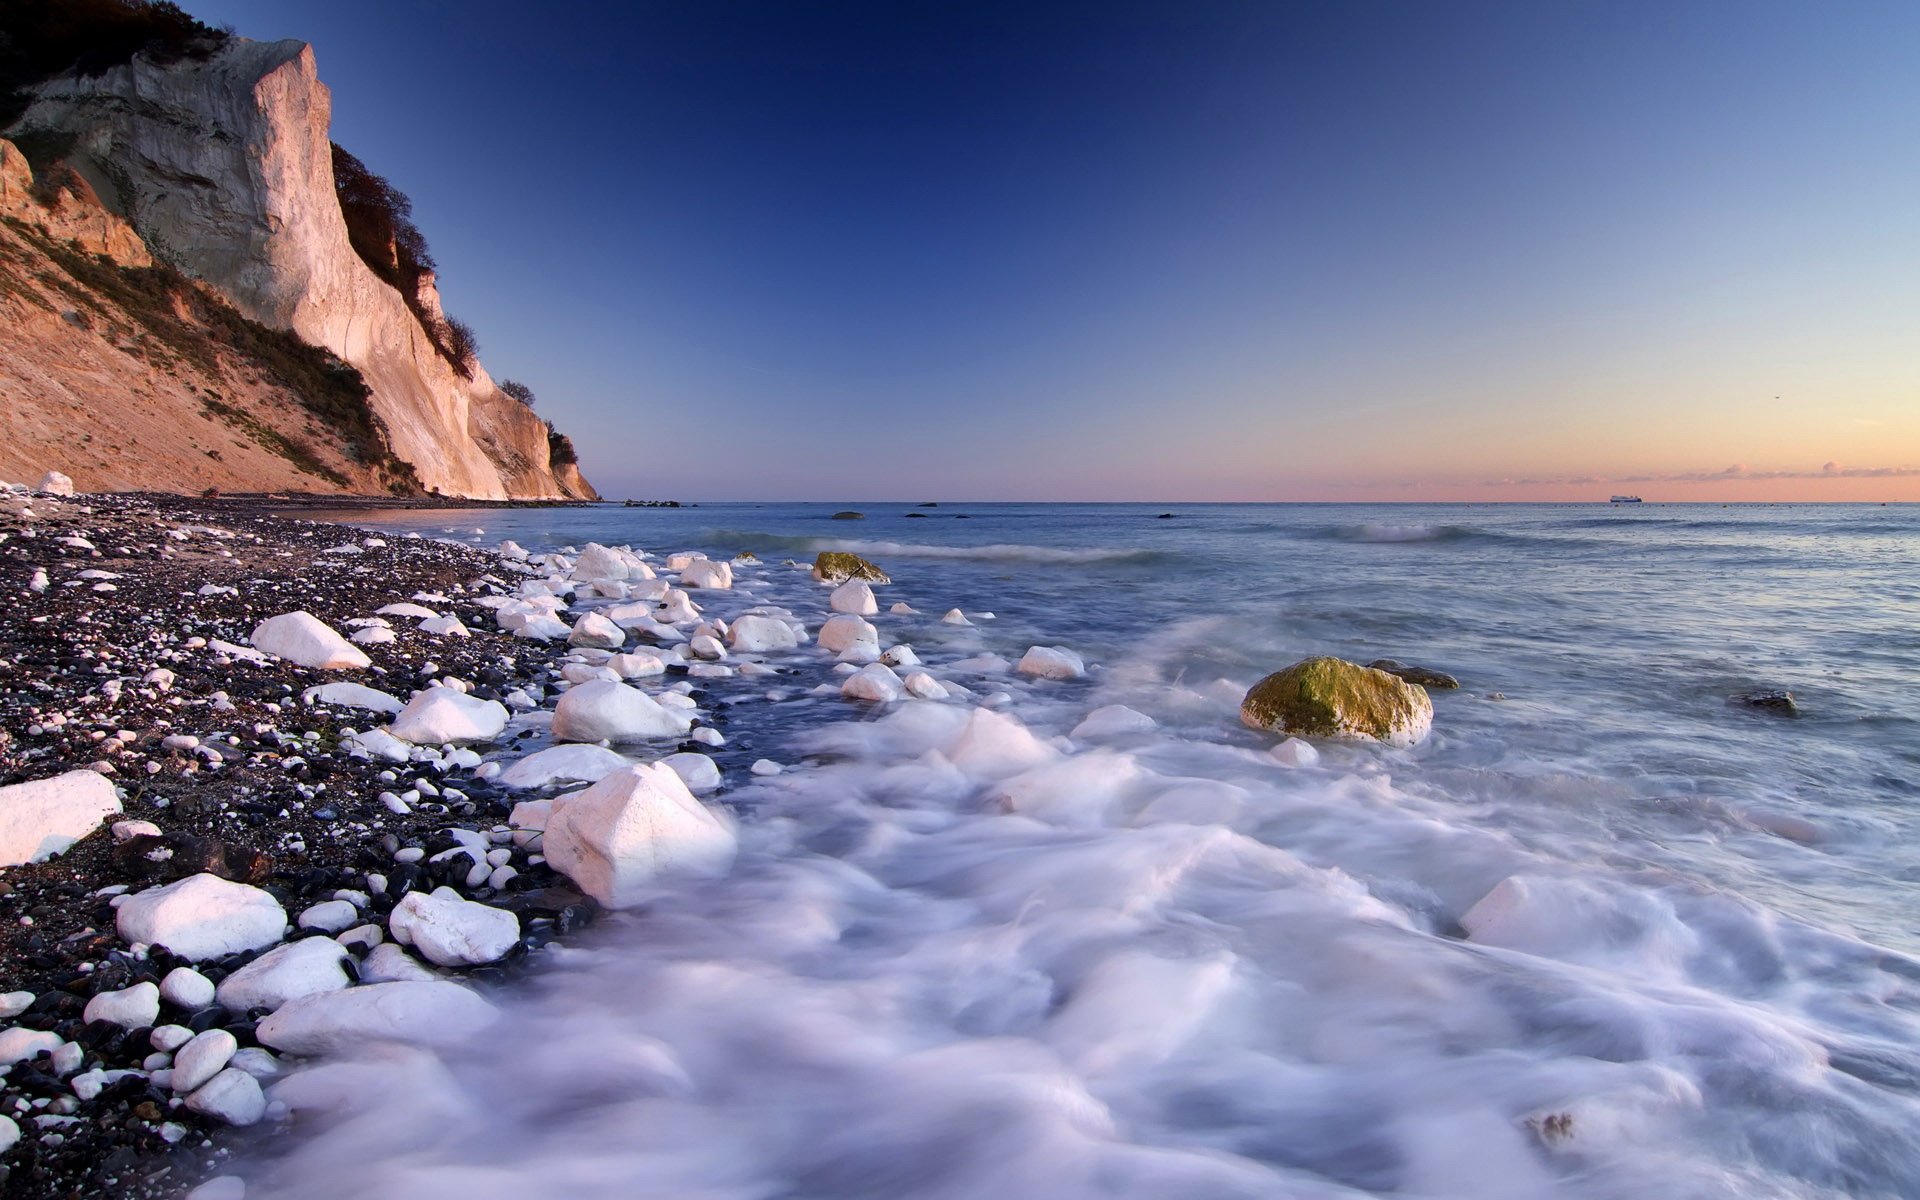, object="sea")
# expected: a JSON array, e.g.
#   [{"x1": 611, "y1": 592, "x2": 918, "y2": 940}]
[{"x1": 257, "y1": 501, "x2": 1920, "y2": 1200}]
